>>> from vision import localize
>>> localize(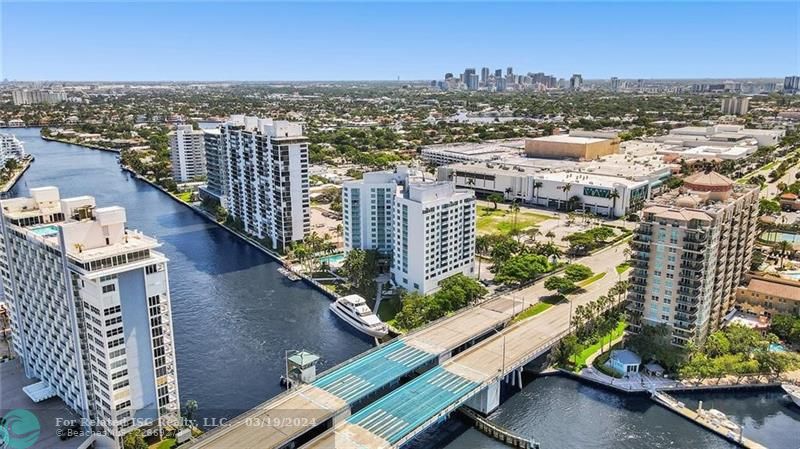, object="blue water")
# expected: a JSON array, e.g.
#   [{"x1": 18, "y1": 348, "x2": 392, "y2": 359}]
[
  {"x1": 29, "y1": 225, "x2": 59, "y2": 236},
  {"x1": 319, "y1": 253, "x2": 346, "y2": 264},
  {"x1": 761, "y1": 231, "x2": 800, "y2": 243},
  {"x1": 8, "y1": 128, "x2": 371, "y2": 421}
]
